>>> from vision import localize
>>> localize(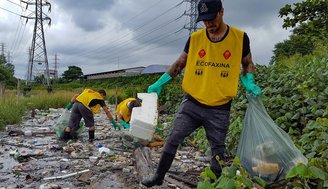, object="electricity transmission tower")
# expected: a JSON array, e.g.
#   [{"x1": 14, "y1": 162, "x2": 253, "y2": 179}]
[
  {"x1": 21, "y1": 0, "x2": 52, "y2": 93},
  {"x1": 184, "y1": 0, "x2": 201, "y2": 35}
]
